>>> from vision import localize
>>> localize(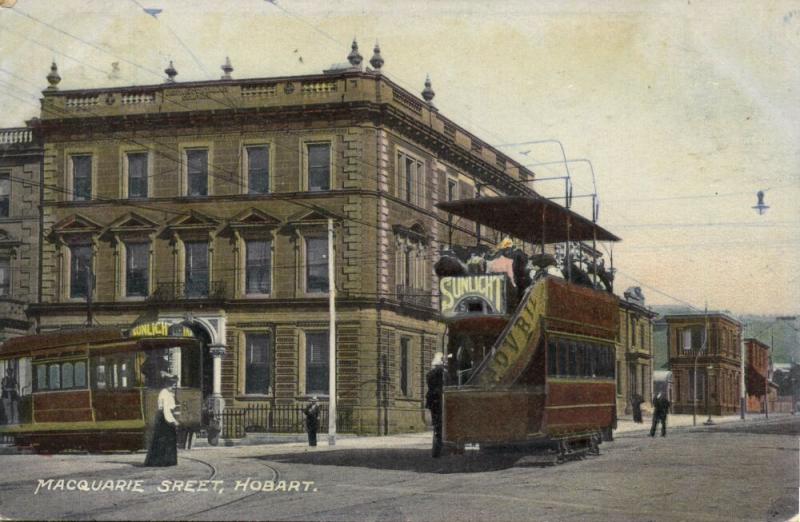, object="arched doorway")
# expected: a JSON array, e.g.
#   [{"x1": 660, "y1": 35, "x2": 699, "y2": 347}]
[{"x1": 183, "y1": 322, "x2": 213, "y2": 423}]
